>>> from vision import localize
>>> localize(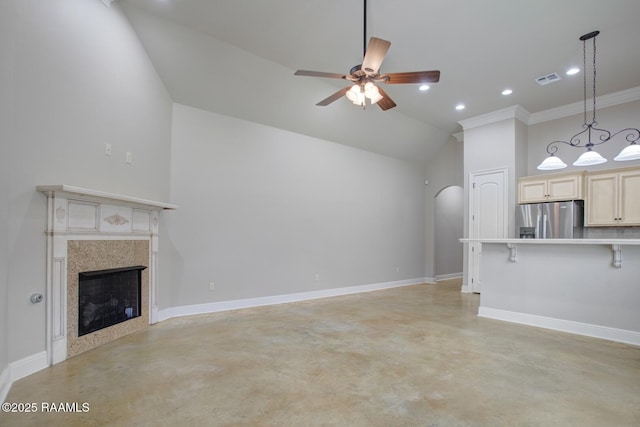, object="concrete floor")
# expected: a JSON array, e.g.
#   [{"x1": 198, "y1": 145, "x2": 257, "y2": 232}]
[{"x1": 2, "y1": 280, "x2": 640, "y2": 426}]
